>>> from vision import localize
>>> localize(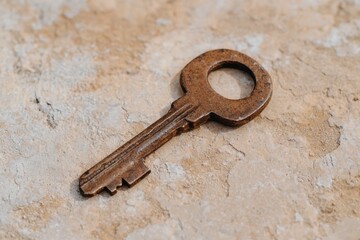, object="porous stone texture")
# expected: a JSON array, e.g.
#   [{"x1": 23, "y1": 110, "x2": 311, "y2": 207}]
[{"x1": 0, "y1": 0, "x2": 359, "y2": 239}]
